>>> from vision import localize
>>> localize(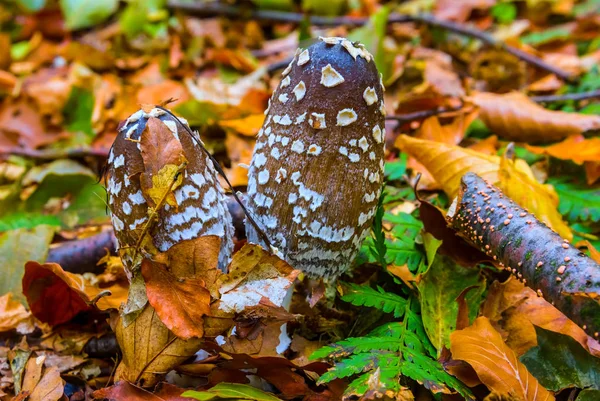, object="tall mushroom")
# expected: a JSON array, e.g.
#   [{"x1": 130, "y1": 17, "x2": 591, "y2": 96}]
[{"x1": 246, "y1": 37, "x2": 386, "y2": 279}]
